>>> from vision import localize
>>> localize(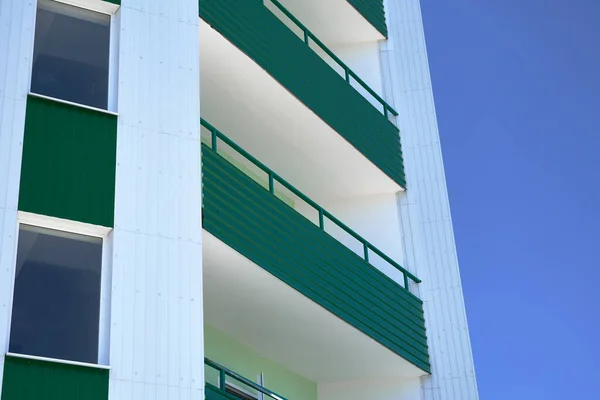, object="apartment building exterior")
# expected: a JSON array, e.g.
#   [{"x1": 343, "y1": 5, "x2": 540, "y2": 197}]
[{"x1": 0, "y1": 0, "x2": 478, "y2": 399}]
